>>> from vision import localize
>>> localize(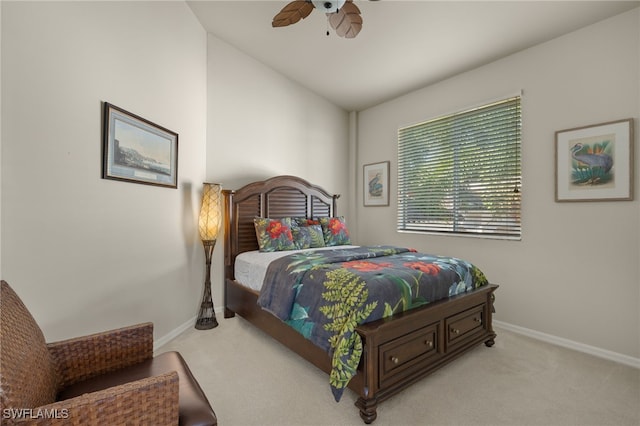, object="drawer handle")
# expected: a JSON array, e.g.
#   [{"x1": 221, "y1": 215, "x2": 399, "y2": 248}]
[
  {"x1": 474, "y1": 317, "x2": 482, "y2": 323},
  {"x1": 391, "y1": 356, "x2": 399, "y2": 365},
  {"x1": 451, "y1": 328, "x2": 460, "y2": 334},
  {"x1": 424, "y1": 340, "x2": 433, "y2": 348}
]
